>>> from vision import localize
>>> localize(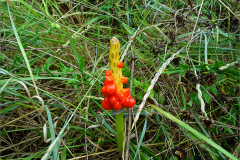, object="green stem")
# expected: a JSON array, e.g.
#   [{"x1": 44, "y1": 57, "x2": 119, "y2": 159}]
[{"x1": 115, "y1": 112, "x2": 124, "y2": 156}]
